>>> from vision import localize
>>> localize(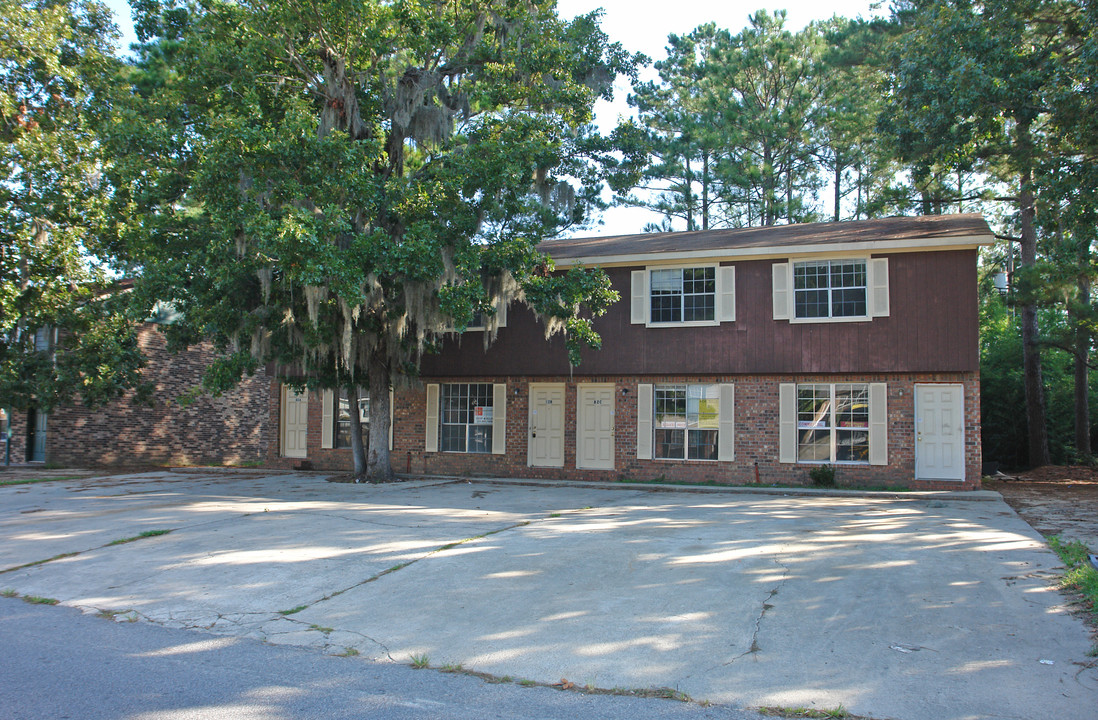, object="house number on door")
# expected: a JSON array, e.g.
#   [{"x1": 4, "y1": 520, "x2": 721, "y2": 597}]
[{"x1": 591, "y1": 399, "x2": 603, "y2": 405}]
